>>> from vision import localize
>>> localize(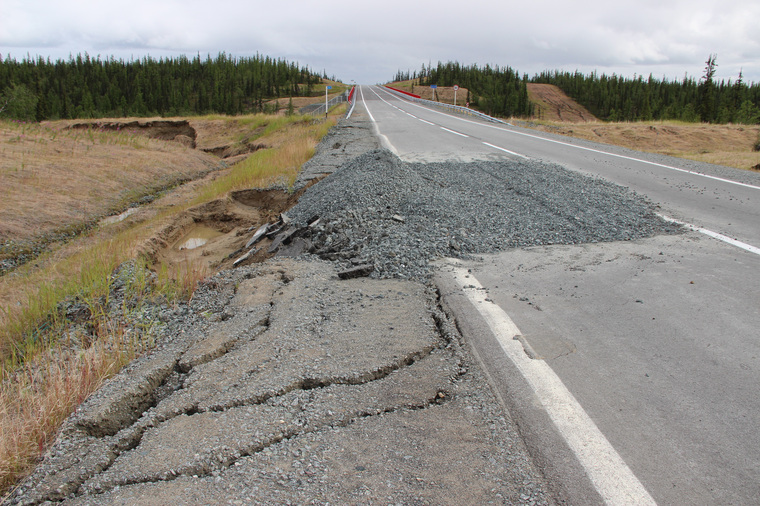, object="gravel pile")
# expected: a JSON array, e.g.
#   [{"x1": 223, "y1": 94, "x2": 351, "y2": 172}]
[{"x1": 287, "y1": 148, "x2": 680, "y2": 279}]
